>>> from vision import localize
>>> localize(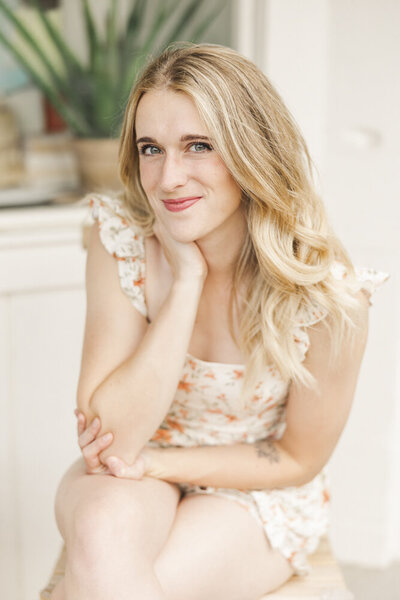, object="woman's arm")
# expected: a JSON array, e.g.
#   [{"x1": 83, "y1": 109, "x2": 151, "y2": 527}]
[
  {"x1": 110, "y1": 291, "x2": 370, "y2": 489},
  {"x1": 139, "y1": 438, "x2": 305, "y2": 490},
  {"x1": 77, "y1": 220, "x2": 206, "y2": 465},
  {"x1": 92, "y1": 278, "x2": 203, "y2": 464}
]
